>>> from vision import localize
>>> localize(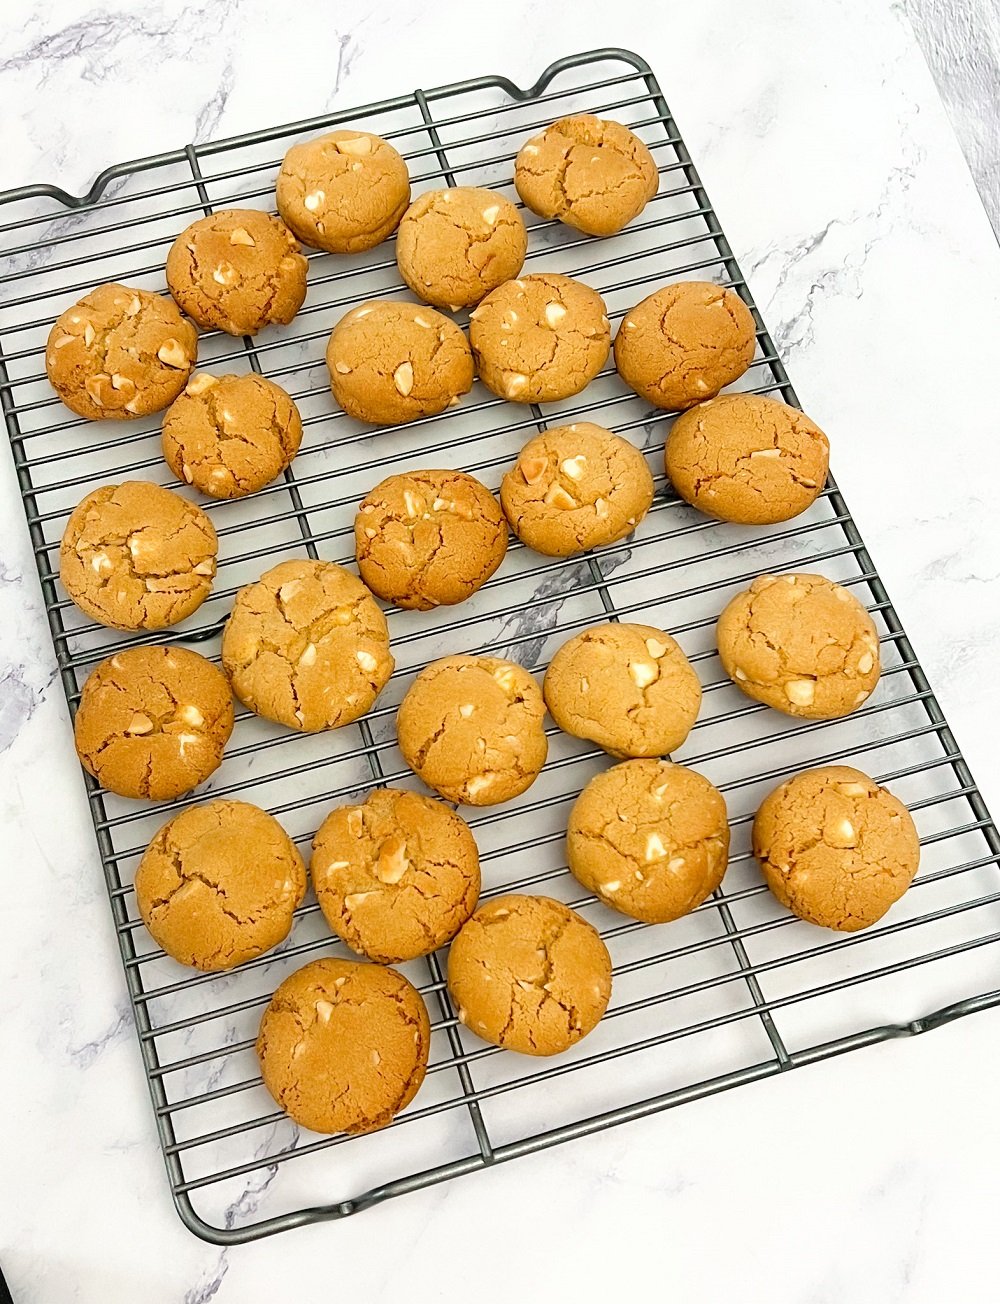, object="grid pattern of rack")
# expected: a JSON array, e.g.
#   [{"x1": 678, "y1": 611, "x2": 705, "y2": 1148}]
[{"x1": 2, "y1": 49, "x2": 999, "y2": 1245}]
